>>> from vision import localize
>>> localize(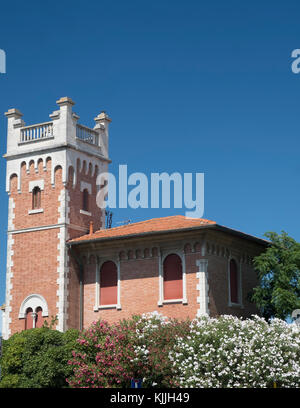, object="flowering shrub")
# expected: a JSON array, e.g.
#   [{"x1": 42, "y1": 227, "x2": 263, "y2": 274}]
[
  {"x1": 132, "y1": 311, "x2": 191, "y2": 387},
  {"x1": 67, "y1": 313, "x2": 300, "y2": 388},
  {"x1": 169, "y1": 315, "x2": 300, "y2": 388},
  {"x1": 66, "y1": 319, "x2": 137, "y2": 388},
  {"x1": 66, "y1": 312, "x2": 190, "y2": 388}
]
